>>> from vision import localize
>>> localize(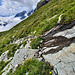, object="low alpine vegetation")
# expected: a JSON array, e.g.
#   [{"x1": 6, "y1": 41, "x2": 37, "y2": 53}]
[
  {"x1": 30, "y1": 36, "x2": 43, "y2": 49},
  {"x1": 7, "y1": 59, "x2": 52, "y2": 75}
]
